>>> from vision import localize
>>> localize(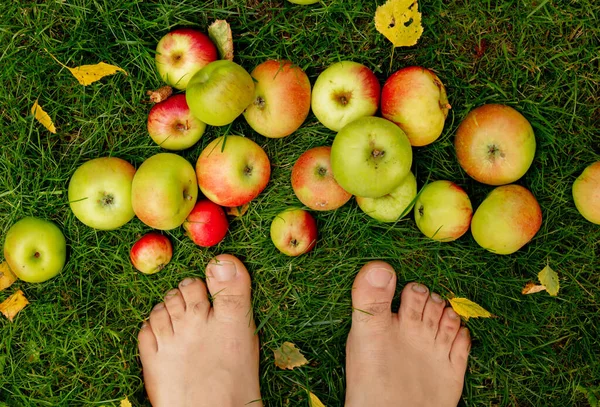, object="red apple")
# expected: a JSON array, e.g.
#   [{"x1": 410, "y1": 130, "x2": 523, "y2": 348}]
[
  {"x1": 291, "y1": 146, "x2": 351, "y2": 211},
  {"x1": 147, "y1": 94, "x2": 206, "y2": 150},
  {"x1": 183, "y1": 200, "x2": 229, "y2": 247},
  {"x1": 270, "y1": 208, "x2": 317, "y2": 256},
  {"x1": 381, "y1": 66, "x2": 450, "y2": 147},
  {"x1": 130, "y1": 233, "x2": 173, "y2": 274},
  {"x1": 455, "y1": 104, "x2": 536, "y2": 186}
]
